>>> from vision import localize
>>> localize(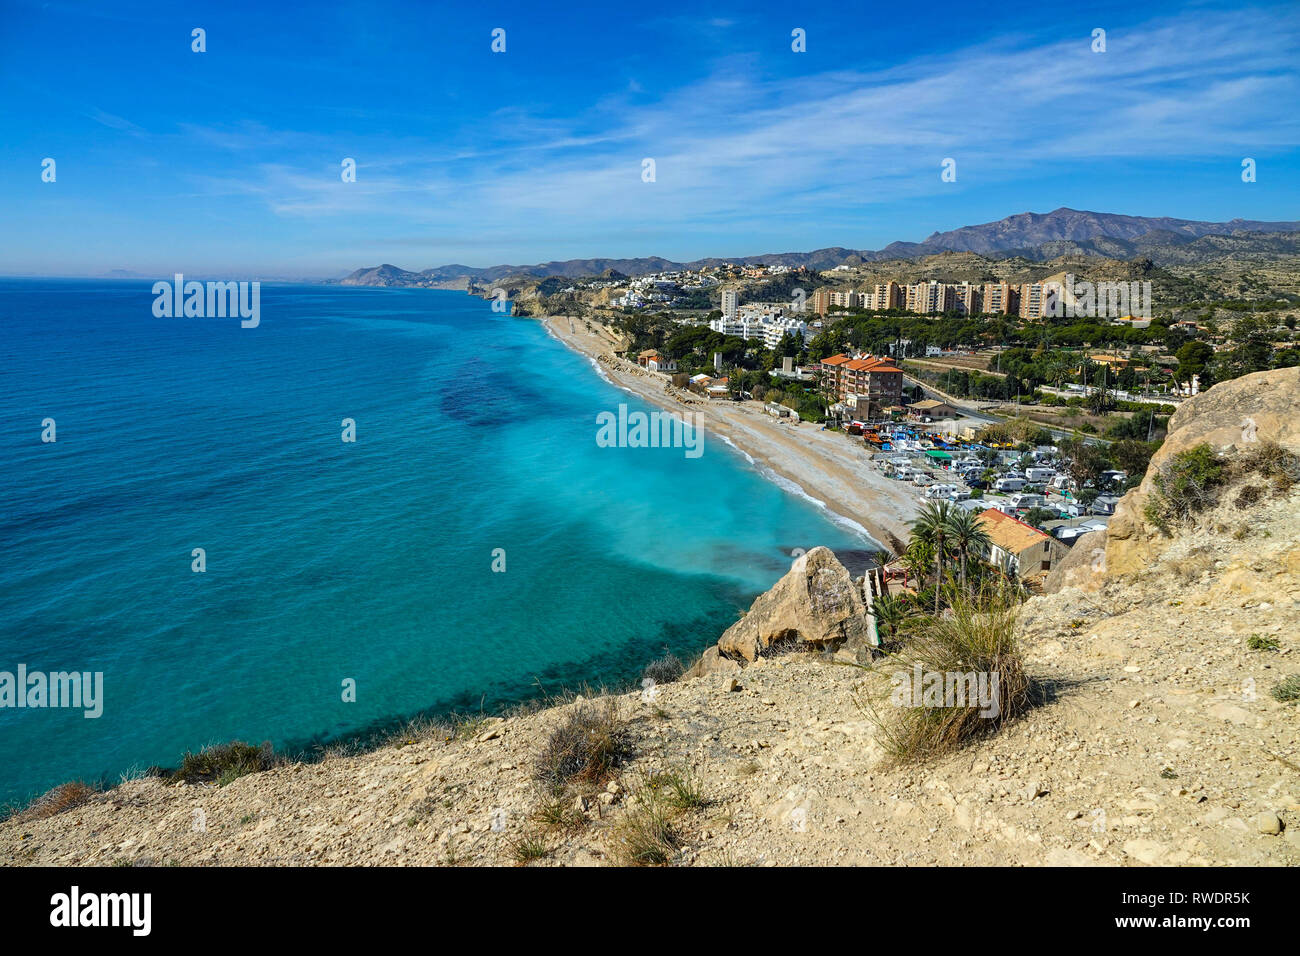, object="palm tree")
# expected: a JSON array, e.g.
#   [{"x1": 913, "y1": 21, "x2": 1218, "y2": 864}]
[
  {"x1": 872, "y1": 592, "x2": 908, "y2": 644},
  {"x1": 909, "y1": 500, "x2": 955, "y2": 613},
  {"x1": 944, "y1": 506, "x2": 992, "y2": 590}
]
